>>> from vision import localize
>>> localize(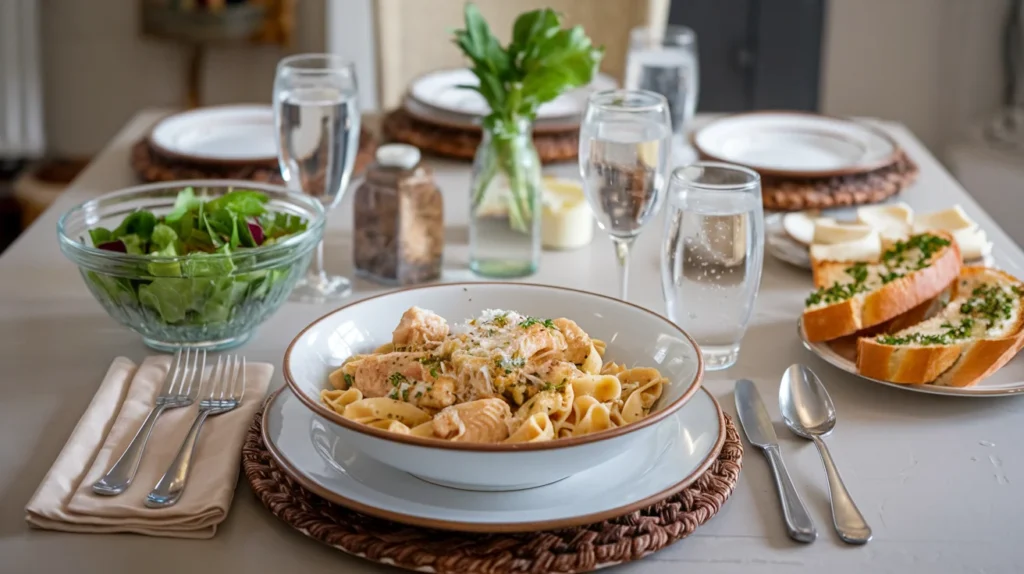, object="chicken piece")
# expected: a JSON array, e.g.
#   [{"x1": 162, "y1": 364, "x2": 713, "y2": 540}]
[
  {"x1": 432, "y1": 398, "x2": 512, "y2": 443},
  {"x1": 515, "y1": 323, "x2": 567, "y2": 362},
  {"x1": 392, "y1": 307, "x2": 449, "y2": 349},
  {"x1": 347, "y1": 351, "x2": 427, "y2": 398},
  {"x1": 411, "y1": 376, "x2": 457, "y2": 410},
  {"x1": 552, "y1": 317, "x2": 592, "y2": 365}
]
